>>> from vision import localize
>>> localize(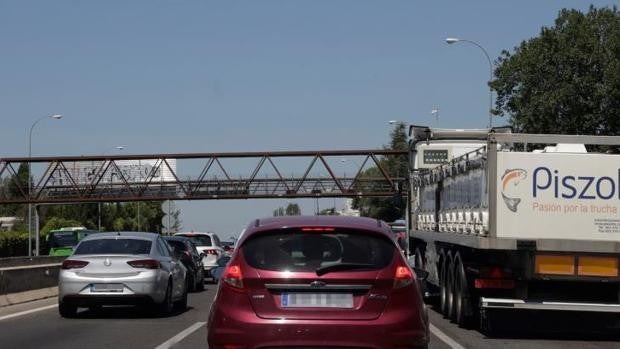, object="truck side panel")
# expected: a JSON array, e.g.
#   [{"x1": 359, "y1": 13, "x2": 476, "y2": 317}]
[{"x1": 496, "y1": 151, "x2": 620, "y2": 241}]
